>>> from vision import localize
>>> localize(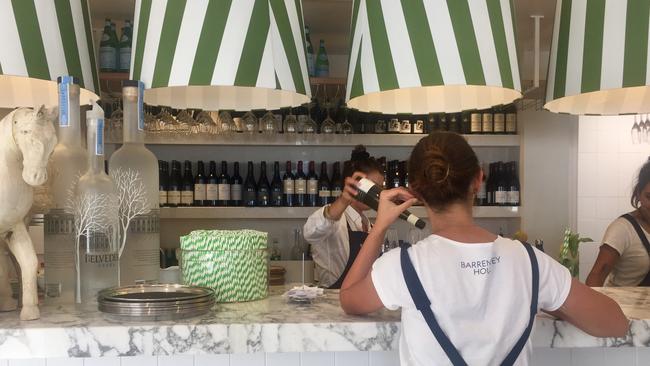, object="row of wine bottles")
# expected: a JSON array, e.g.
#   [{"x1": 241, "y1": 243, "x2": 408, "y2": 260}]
[{"x1": 476, "y1": 161, "x2": 521, "y2": 206}]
